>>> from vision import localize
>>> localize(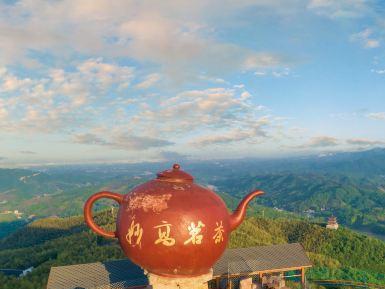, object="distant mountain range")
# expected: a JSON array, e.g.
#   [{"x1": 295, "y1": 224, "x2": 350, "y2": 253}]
[{"x1": 1, "y1": 148, "x2": 385, "y2": 238}]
